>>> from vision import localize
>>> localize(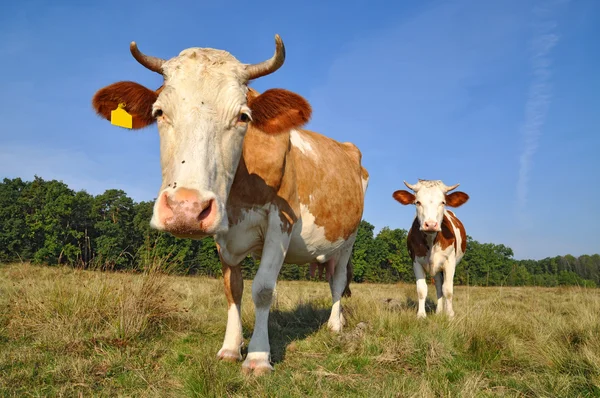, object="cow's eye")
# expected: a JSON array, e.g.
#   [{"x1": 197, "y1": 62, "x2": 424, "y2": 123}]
[
  {"x1": 415, "y1": 201, "x2": 421, "y2": 206},
  {"x1": 238, "y1": 112, "x2": 251, "y2": 123},
  {"x1": 153, "y1": 109, "x2": 163, "y2": 118}
]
